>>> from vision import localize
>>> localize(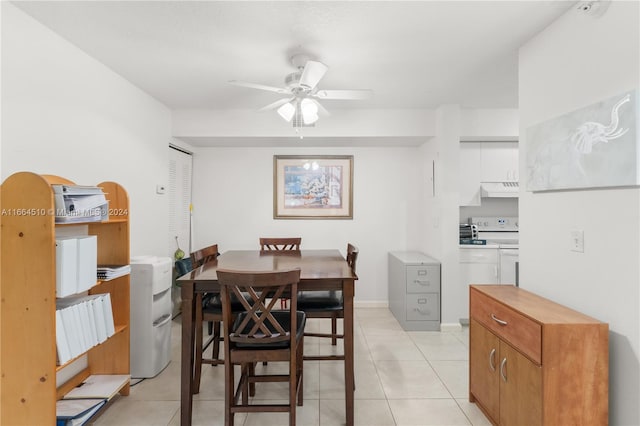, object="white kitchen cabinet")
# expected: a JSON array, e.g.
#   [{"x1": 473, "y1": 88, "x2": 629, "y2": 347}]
[
  {"x1": 459, "y1": 141, "x2": 518, "y2": 206},
  {"x1": 459, "y1": 248, "x2": 499, "y2": 323},
  {"x1": 460, "y1": 143, "x2": 482, "y2": 206},
  {"x1": 480, "y1": 141, "x2": 518, "y2": 182}
]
